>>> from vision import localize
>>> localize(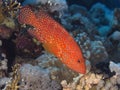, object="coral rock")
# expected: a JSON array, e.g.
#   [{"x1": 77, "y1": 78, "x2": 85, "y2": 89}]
[
  {"x1": 20, "y1": 64, "x2": 61, "y2": 90},
  {"x1": 75, "y1": 32, "x2": 108, "y2": 65},
  {"x1": 109, "y1": 61, "x2": 120, "y2": 76},
  {"x1": 36, "y1": 51, "x2": 79, "y2": 82}
]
